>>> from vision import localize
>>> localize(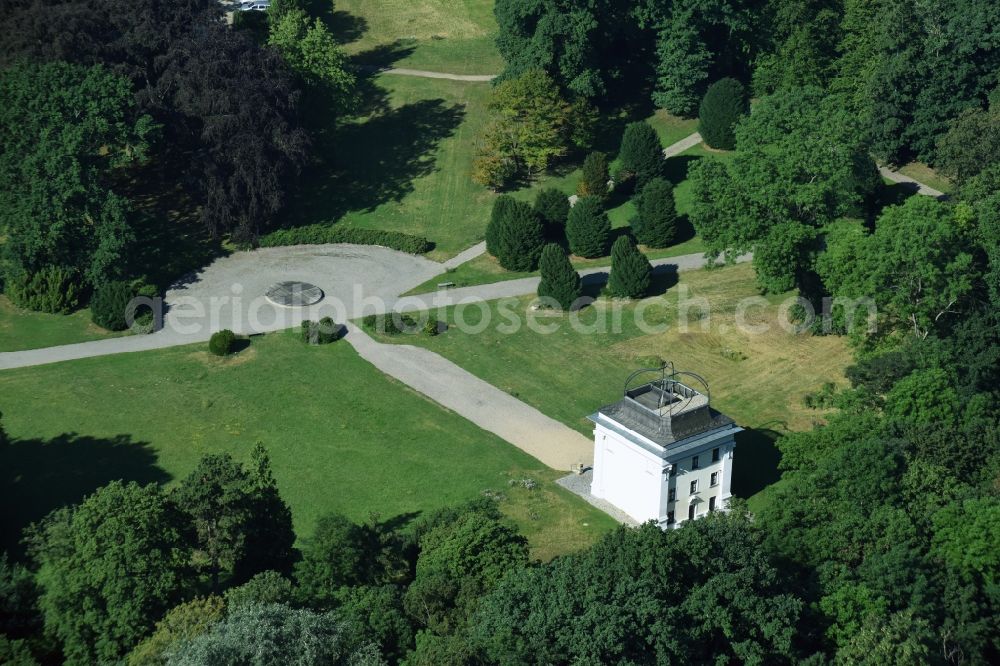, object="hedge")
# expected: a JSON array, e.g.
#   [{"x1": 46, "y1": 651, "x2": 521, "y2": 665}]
[{"x1": 259, "y1": 226, "x2": 434, "y2": 255}]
